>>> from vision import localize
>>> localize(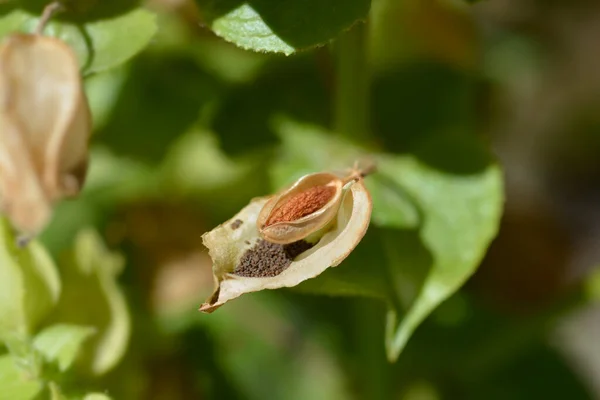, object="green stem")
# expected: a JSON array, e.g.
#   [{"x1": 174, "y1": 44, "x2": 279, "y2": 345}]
[
  {"x1": 334, "y1": 22, "x2": 370, "y2": 141},
  {"x1": 353, "y1": 300, "x2": 390, "y2": 400},
  {"x1": 335, "y1": 19, "x2": 387, "y2": 397}
]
